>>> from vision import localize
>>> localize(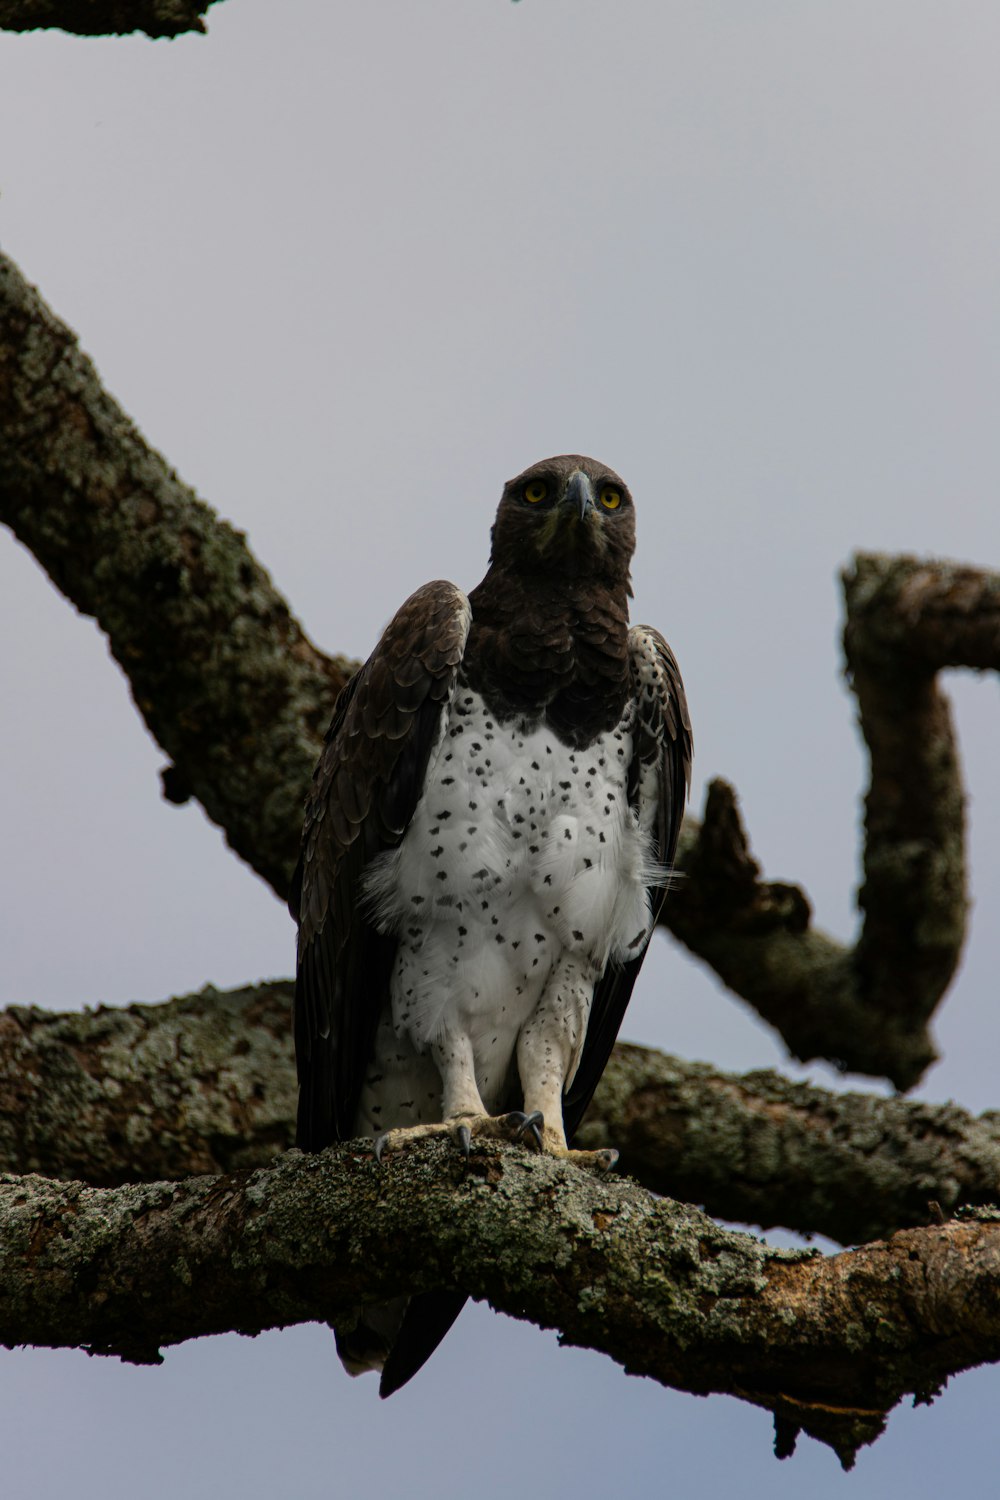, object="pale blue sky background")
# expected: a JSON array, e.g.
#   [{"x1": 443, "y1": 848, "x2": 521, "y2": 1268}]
[{"x1": 1, "y1": 2, "x2": 998, "y2": 1494}]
